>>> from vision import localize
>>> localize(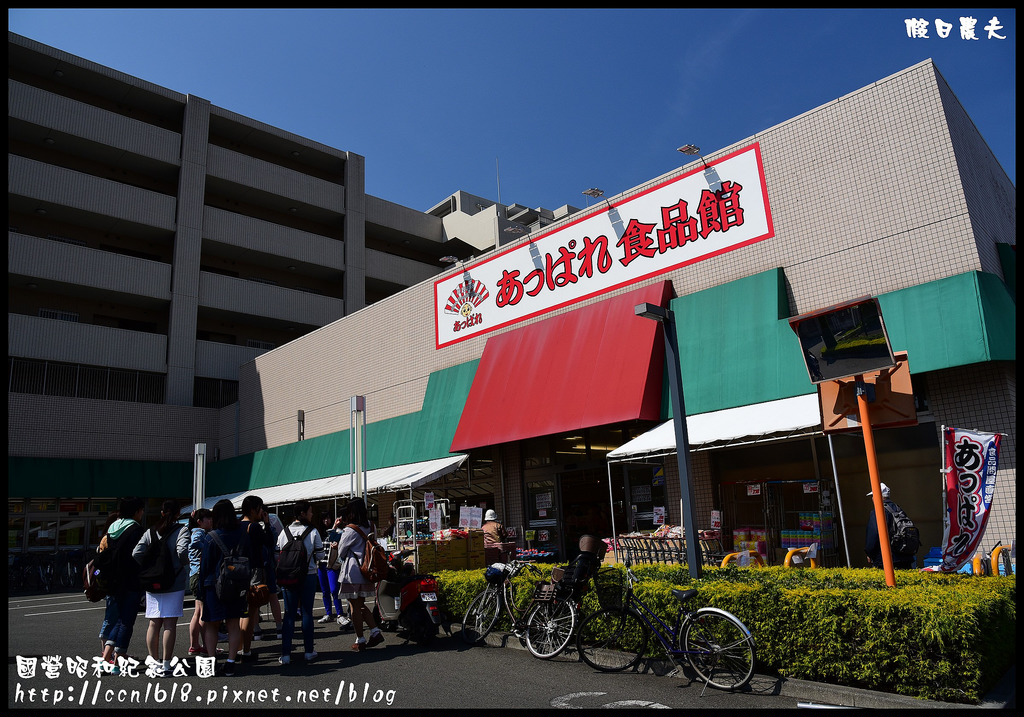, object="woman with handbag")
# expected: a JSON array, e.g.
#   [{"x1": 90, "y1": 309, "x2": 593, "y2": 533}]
[{"x1": 317, "y1": 515, "x2": 351, "y2": 629}]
